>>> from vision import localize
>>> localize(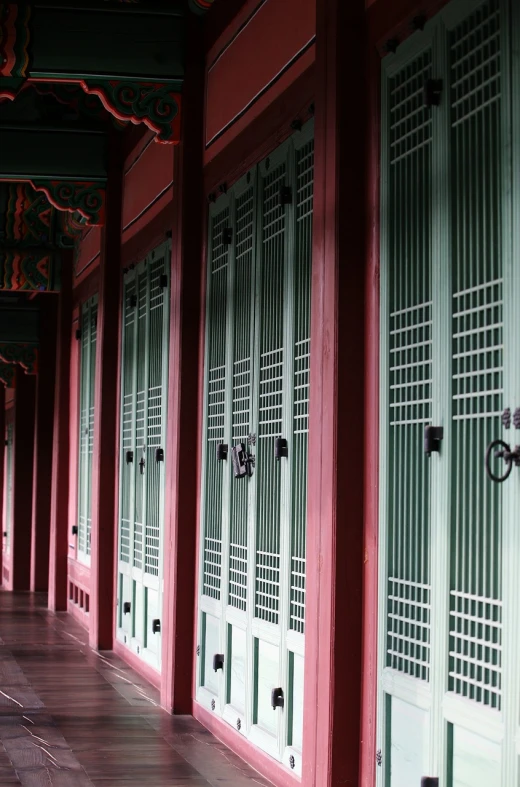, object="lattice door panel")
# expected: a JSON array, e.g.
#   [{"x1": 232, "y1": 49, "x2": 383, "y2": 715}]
[
  {"x1": 198, "y1": 124, "x2": 314, "y2": 774},
  {"x1": 385, "y1": 47, "x2": 434, "y2": 683},
  {"x1": 117, "y1": 243, "x2": 170, "y2": 671},
  {"x1": 77, "y1": 296, "x2": 98, "y2": 564},
  {"x1": 4, "y1": 422, "x2": 13, "y2": 555},
  {"x1": 378, "y1": 1, "x2": 516, "y2": 785},
  {"x1": 449, "y1": 0, "x2": 504, "y2": 712}
]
